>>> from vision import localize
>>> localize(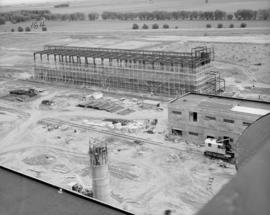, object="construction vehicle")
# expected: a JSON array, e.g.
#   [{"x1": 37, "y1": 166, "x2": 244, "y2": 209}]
[{"x1": 203, "y1": 137, "x2": 234, "y2": 162}]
